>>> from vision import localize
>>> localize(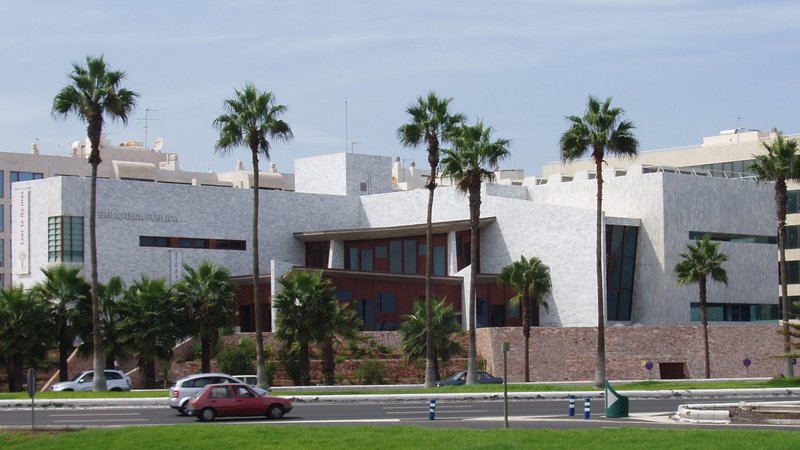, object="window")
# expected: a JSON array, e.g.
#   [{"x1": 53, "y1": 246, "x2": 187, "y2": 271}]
[
  {"x1": 305, "y1": 241, "x2": 329, "y2": 268},
  {"x1": 178, "y1": 238, "x2": 209, "y2": 249},
  {"x1": 0, "y1": 170, "x2": 4, "y2": 197},
  {"x1": 789, "y1": 191, "x2": 800, "y2": 214},
  {"x1": 215, "y1": 239, "x2": 246, "y2": 250},
  {"x1": 48, "y1": 216, "x2": 84, "y2": 262},
  {"x1": 347, "y1": 247, "x2": 359, "y2": 270},
  {"x1": 378, "y1": 293, "x2": 396, "y2": 313},
  {"x1": 433, "y1": 246, "x2": 446, "y2": 276},
  {"x1": 10, "y1": 171, "x2": 43, "y2": 183},
  {"x1": 0, "y1": 205, "x2": 4, "y2": 232},
  {"x1": 361, "y1": 248, "x2": 373, "y2": 271},
  {"x1": 0, "y1": 239, "x2": 4, "y2": 267},
  {"x1": 606, "y1": 225, "x2": 638, "y2": 321},
  {"x1": 690, "y1": 302, "x2": 779, "y2": 322},
  {"x1": 403, "y1": 239, "x2": 416, "y2": 274},
  {"x1": 140, "y1": 236, "x2": 170, "y2": 247},
  {"x1": 688, "y1": 231, "x2": 776, "y2": 245},
  {"x1": 389, "y1": 240, "x2": 402, "y2": 273}
]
